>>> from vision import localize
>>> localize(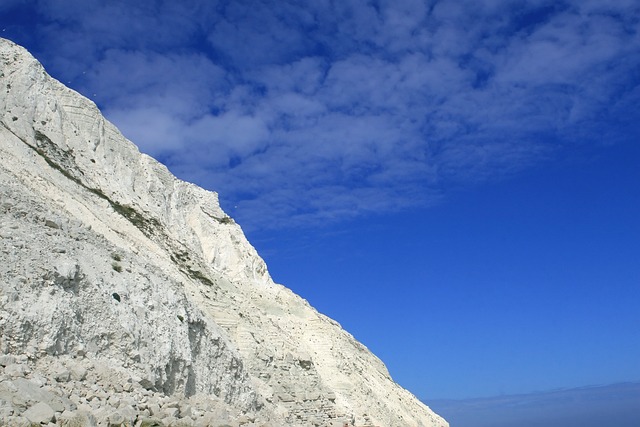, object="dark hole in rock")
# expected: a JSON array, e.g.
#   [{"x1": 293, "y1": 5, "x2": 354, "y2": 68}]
[{"x1": 112, "y1": 292, "x2": 121, "y2": 302}]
